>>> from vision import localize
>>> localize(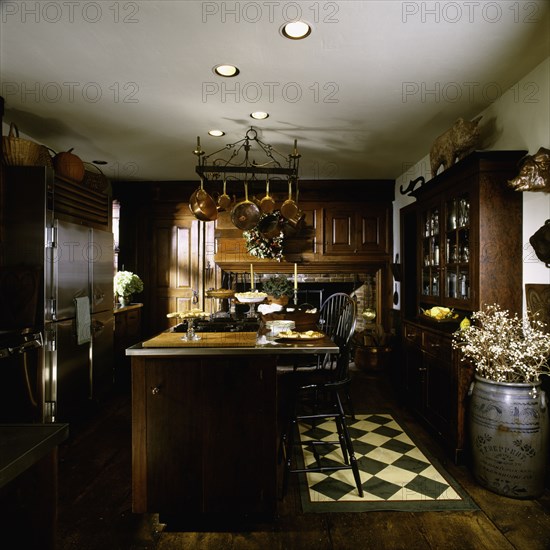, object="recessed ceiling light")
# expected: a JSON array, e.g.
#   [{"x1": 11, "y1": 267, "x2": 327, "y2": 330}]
[
  {"x1": 250, "y1": 112, "x2": 269, "y2": 120},
  {"x1": 213, "y1": 64, "x2": 239, "y2": 77},
  {"x1": 208, "y1": 129, "x2": 225, "y2": 137},
  {"x1": 281, "y1": 21, "x2": 311, "y2": 40}
]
